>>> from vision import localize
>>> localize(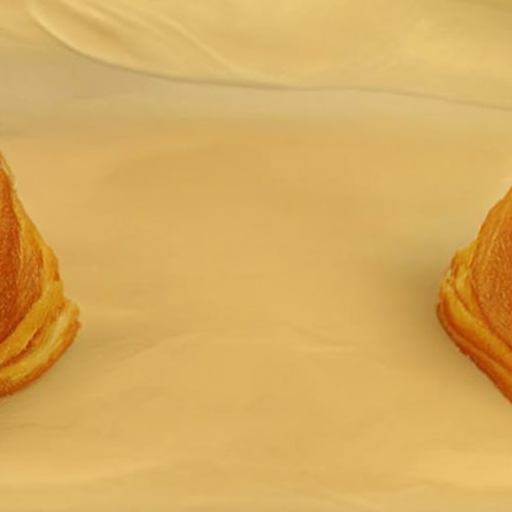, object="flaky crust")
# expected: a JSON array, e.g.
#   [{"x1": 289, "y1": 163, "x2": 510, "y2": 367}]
[
  {"x1": 0, "y1": 153, "x2": 80, "y2": 396},
  {"x1": 438, "y1": 187, "x2": 512, "y2": 402}
]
